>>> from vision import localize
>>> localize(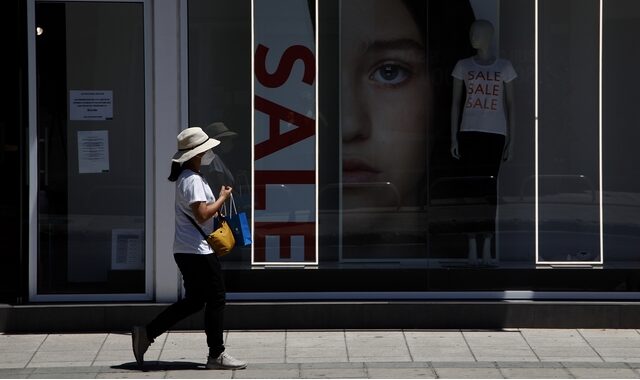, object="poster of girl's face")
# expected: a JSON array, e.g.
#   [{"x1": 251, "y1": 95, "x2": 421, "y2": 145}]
[
  {"x1": 338, "y1": 0, "x2": 476, "y2": 261},
  {"x1": 340, "y1": 0, "x2": 429, "y2": 225}
]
